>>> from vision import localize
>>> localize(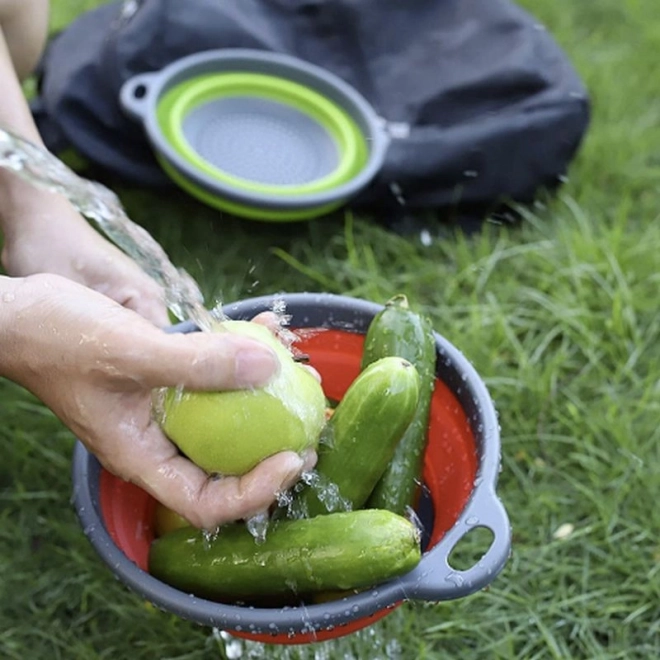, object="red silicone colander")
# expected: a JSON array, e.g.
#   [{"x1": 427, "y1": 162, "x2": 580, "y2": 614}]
[{"x1": 71, "y1": 293, "x2": 510, "y2": 645}]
